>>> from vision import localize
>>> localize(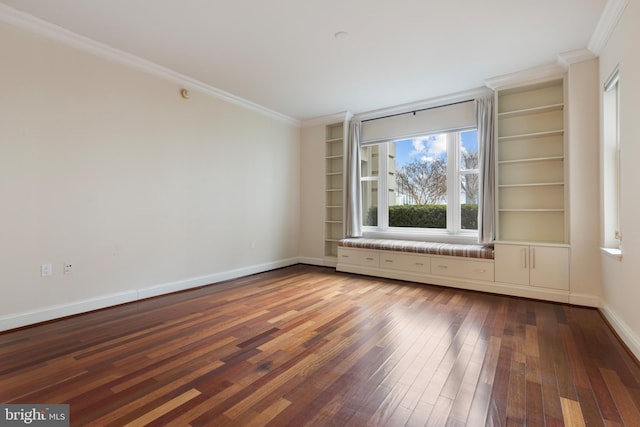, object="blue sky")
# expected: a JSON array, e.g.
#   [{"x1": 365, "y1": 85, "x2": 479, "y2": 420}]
[{"x1": 394, "y1": 130, "x2": 478, "y2": 167}]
